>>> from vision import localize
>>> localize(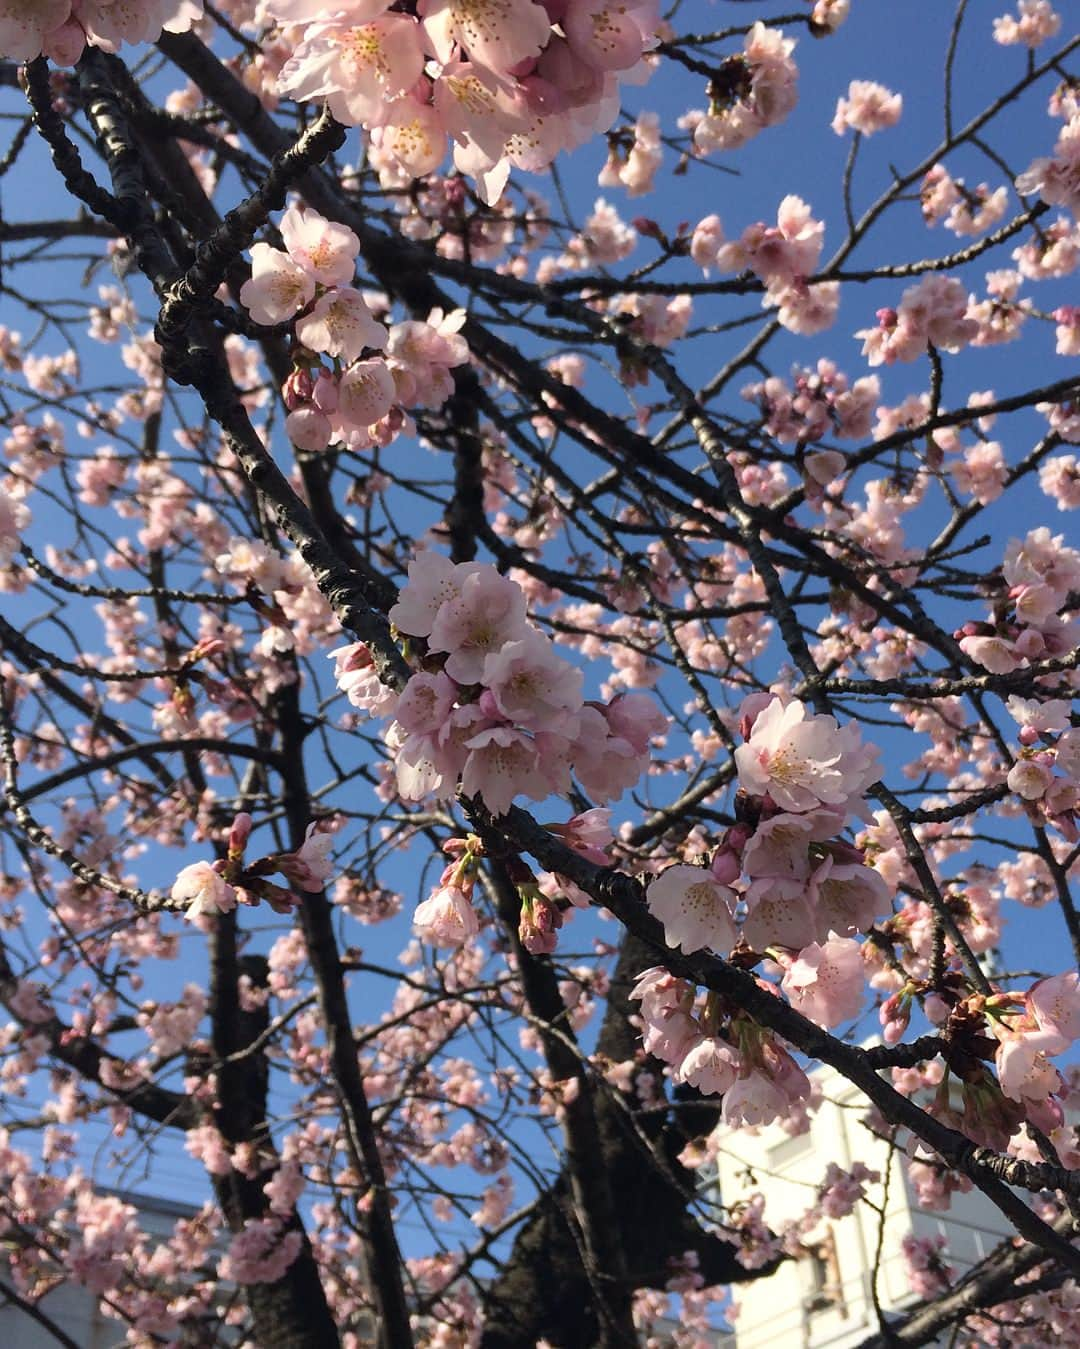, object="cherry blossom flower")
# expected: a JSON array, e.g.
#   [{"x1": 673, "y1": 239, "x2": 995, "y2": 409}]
[
  {"x1": 239, "y1": 244, "x2": 315, "y2": 325},
  {"x1": 277, "y1": 15, "x2": 426, "y2": 129},
  {"x1": 735, "y1": 696, "x2": 879, "y2": 814},
  {"x1": 1006, "y1": 695, "x2": 1071, "y2": 734},
  {"x1": 811, "y1": 859, "x2": 892, "y2": 936},
  {"x1": 599, "y1": 111, "x2": 662, "y2": 196},
  {"x1": 389, "y1": 552, "x2": 470, "y2": 637},
  {"x1": 779, "y1": 935, "x2": 864, "y2": 1027},
  {"x1": 460, "y1": 724, "x2": 565, "y2": 815},
  {"x1": 993, "y1": 1, "x2": 1061, "y2": 48},
  {"x1": 413, "y1": 884, "x2": 480, "y2": 946},
  {"x1": 562, "y1": 0, "x2": 659, "y2": 73},
  {"x1": 0, "y1": 0, "x2": 70, "y2": 60},
  {"x1": 480, "y1": 630, "x2": 583, "y2": 733},
  {"x1": 1007, "y1": 758, "x2": 1053, "y2": 800},
  {"x1": 1028, "y1": 972, "x2": 1080, "y2": 1046},
  {"x1": 335, "y1": 358, "x2": 398, "y2": 433},
  {"x1": 902, "y1": 1234, "x2": 954, "y2": 1299},
  {"x1": 857, "y1": 275, "x2": 980, "y2": 365},
  {"x1": 278, "y1": 820, "x2": 336, "y2": 893},
  {"x1": 328, "y1": 642, "x2": 399, "y2": 718},
  {"x1": 428, "y1": 565, "x2": 530, "y2": 684},
  {"x1": 1040, "y1": 455, "x2": 1080, "y2": 509},
  {"x1": 295, "y1": 289, "x2": 388, "y2": 363},
  {"x1": 716, "y1": 195, "x2": 823, "y2": 286},
  {"x1": 831, "y1": 81, "x2": 902, "y2": 137},
  {"x1": 647, "y1": 864, "x2": 737, "y2": 955},
  {"x1": 395, "y1": 671, "x2": 459, "y2": 737},
  {"x1": 721, "y1": 1067, "x2": 795, "y2": 1129},
  {"x1": 171, "y1": 861, "x2": 238, "y2": 922},
  {"x1": 689, "y1": 24, "x2": 798, "y2": 154},
  {"x1": 0, "y1": 491, "x2": 30, "y2": 567},
  {"x1": 219, "y1": 1218, "x2": 302, "y2": 1285},
  {"x1": 420, "y1": 0, "x2": 552, "y2": 75},
  {"x1": 1016, "y1": 116, "x2": 1080, "y2": 219},
  {"x1": 673, "y1": 1036, "x2": 741, "y2": 1095}
]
